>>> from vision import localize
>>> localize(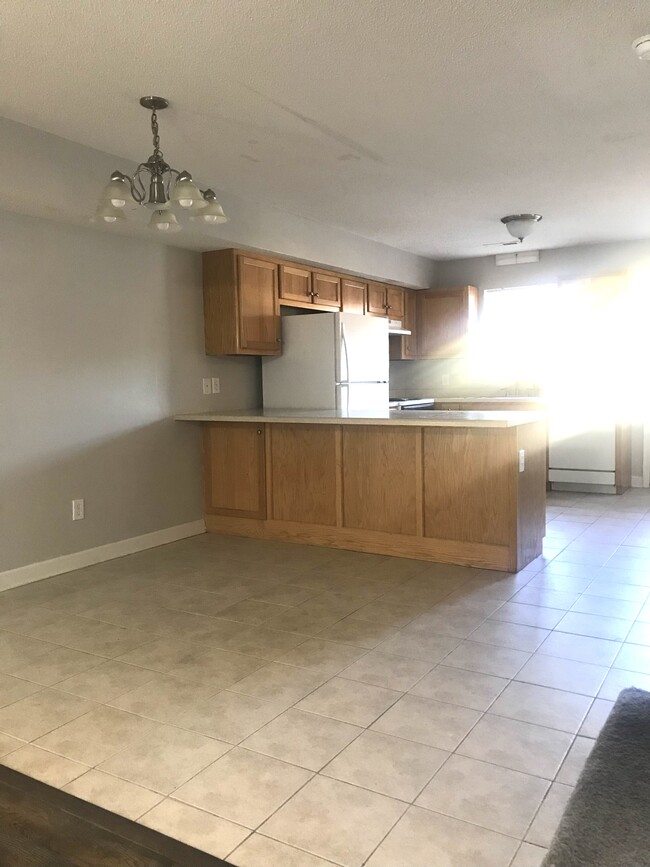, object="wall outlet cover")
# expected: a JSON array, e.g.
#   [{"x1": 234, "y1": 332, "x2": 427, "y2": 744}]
[
  {"x1": 72, "y1": 499, "x2": 85, "y2": 521},
  {"x1": 212, "y1": 377, "x2": 220, "y2": 394},
  {"x1": 202, "y1": 378, "x2": 211, "y2": 395}
]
